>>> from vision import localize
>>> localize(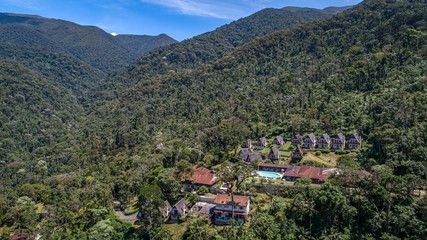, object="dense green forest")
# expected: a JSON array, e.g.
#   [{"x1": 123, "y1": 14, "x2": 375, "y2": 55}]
[
  {"x1": 0, "y1": 0, "x2": 426, "y2": 239},
  {"x1": 106, "y1": 6, "x2": 349, "y2": 90}
]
